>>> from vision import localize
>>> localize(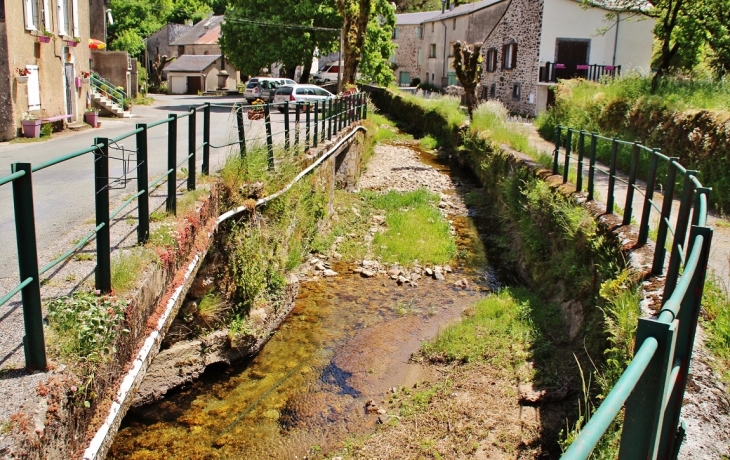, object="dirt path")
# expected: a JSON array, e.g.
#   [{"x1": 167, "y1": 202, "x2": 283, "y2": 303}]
[{"x1": 524, "y1": 123, "x2": 730, "y2": 459}]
